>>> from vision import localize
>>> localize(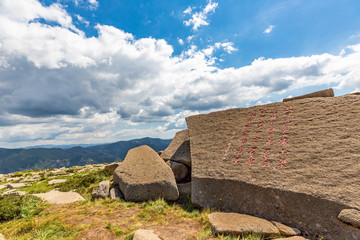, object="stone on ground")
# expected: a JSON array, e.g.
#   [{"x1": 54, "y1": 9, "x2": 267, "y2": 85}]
[
  {"x1": 109, "y1": 186, "x2": 124, "y2": 200},
  {"x1": 177, "y1": 182, "x2": 191, "y2": 196},
  {"x1": 161, "y1": 129, "x2": 191, "y2": 166},
  {"x1": 113, "y1": 145, "x2": 179, "y2": 201},
  {"x1": 170, "y1": 161, "x2": 188, "y2": 182},
  {"x1": 0, "y1": 185, "x2": 6, "y2": 190},
  {"x1": 48, "y1": 179, "x2": 67, "y2": 185},
  {"x1": 104, "y1": 163, "x2": 120, "y2": 173},
  {"x1": 7, "y1": 183, "x2": 26, "y2": 189},
  {"x1": 33, "y1": 190, "x2": 84, "y2": 204},
  {"x1": 338, "y1": 209, "x2": 360, "y2": 228},
  {"x1": 208, "y1": 212, "x2": 280, "y2": 237},
  {"x1": 133, "y1": 229, "x2": 161, "y2": 240},
  {"x1": 91, "y1": 180, "x2": 110, "y2": 199},
  {"x1": 187, "y1": 94, "x2": 360, "y2": 240},
  {"x1": 282, "y1": 237, "x2": 310, "y2": 240},
  {"x1": 271, "y1": 221, "x2": 301, "y2": 236}
]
